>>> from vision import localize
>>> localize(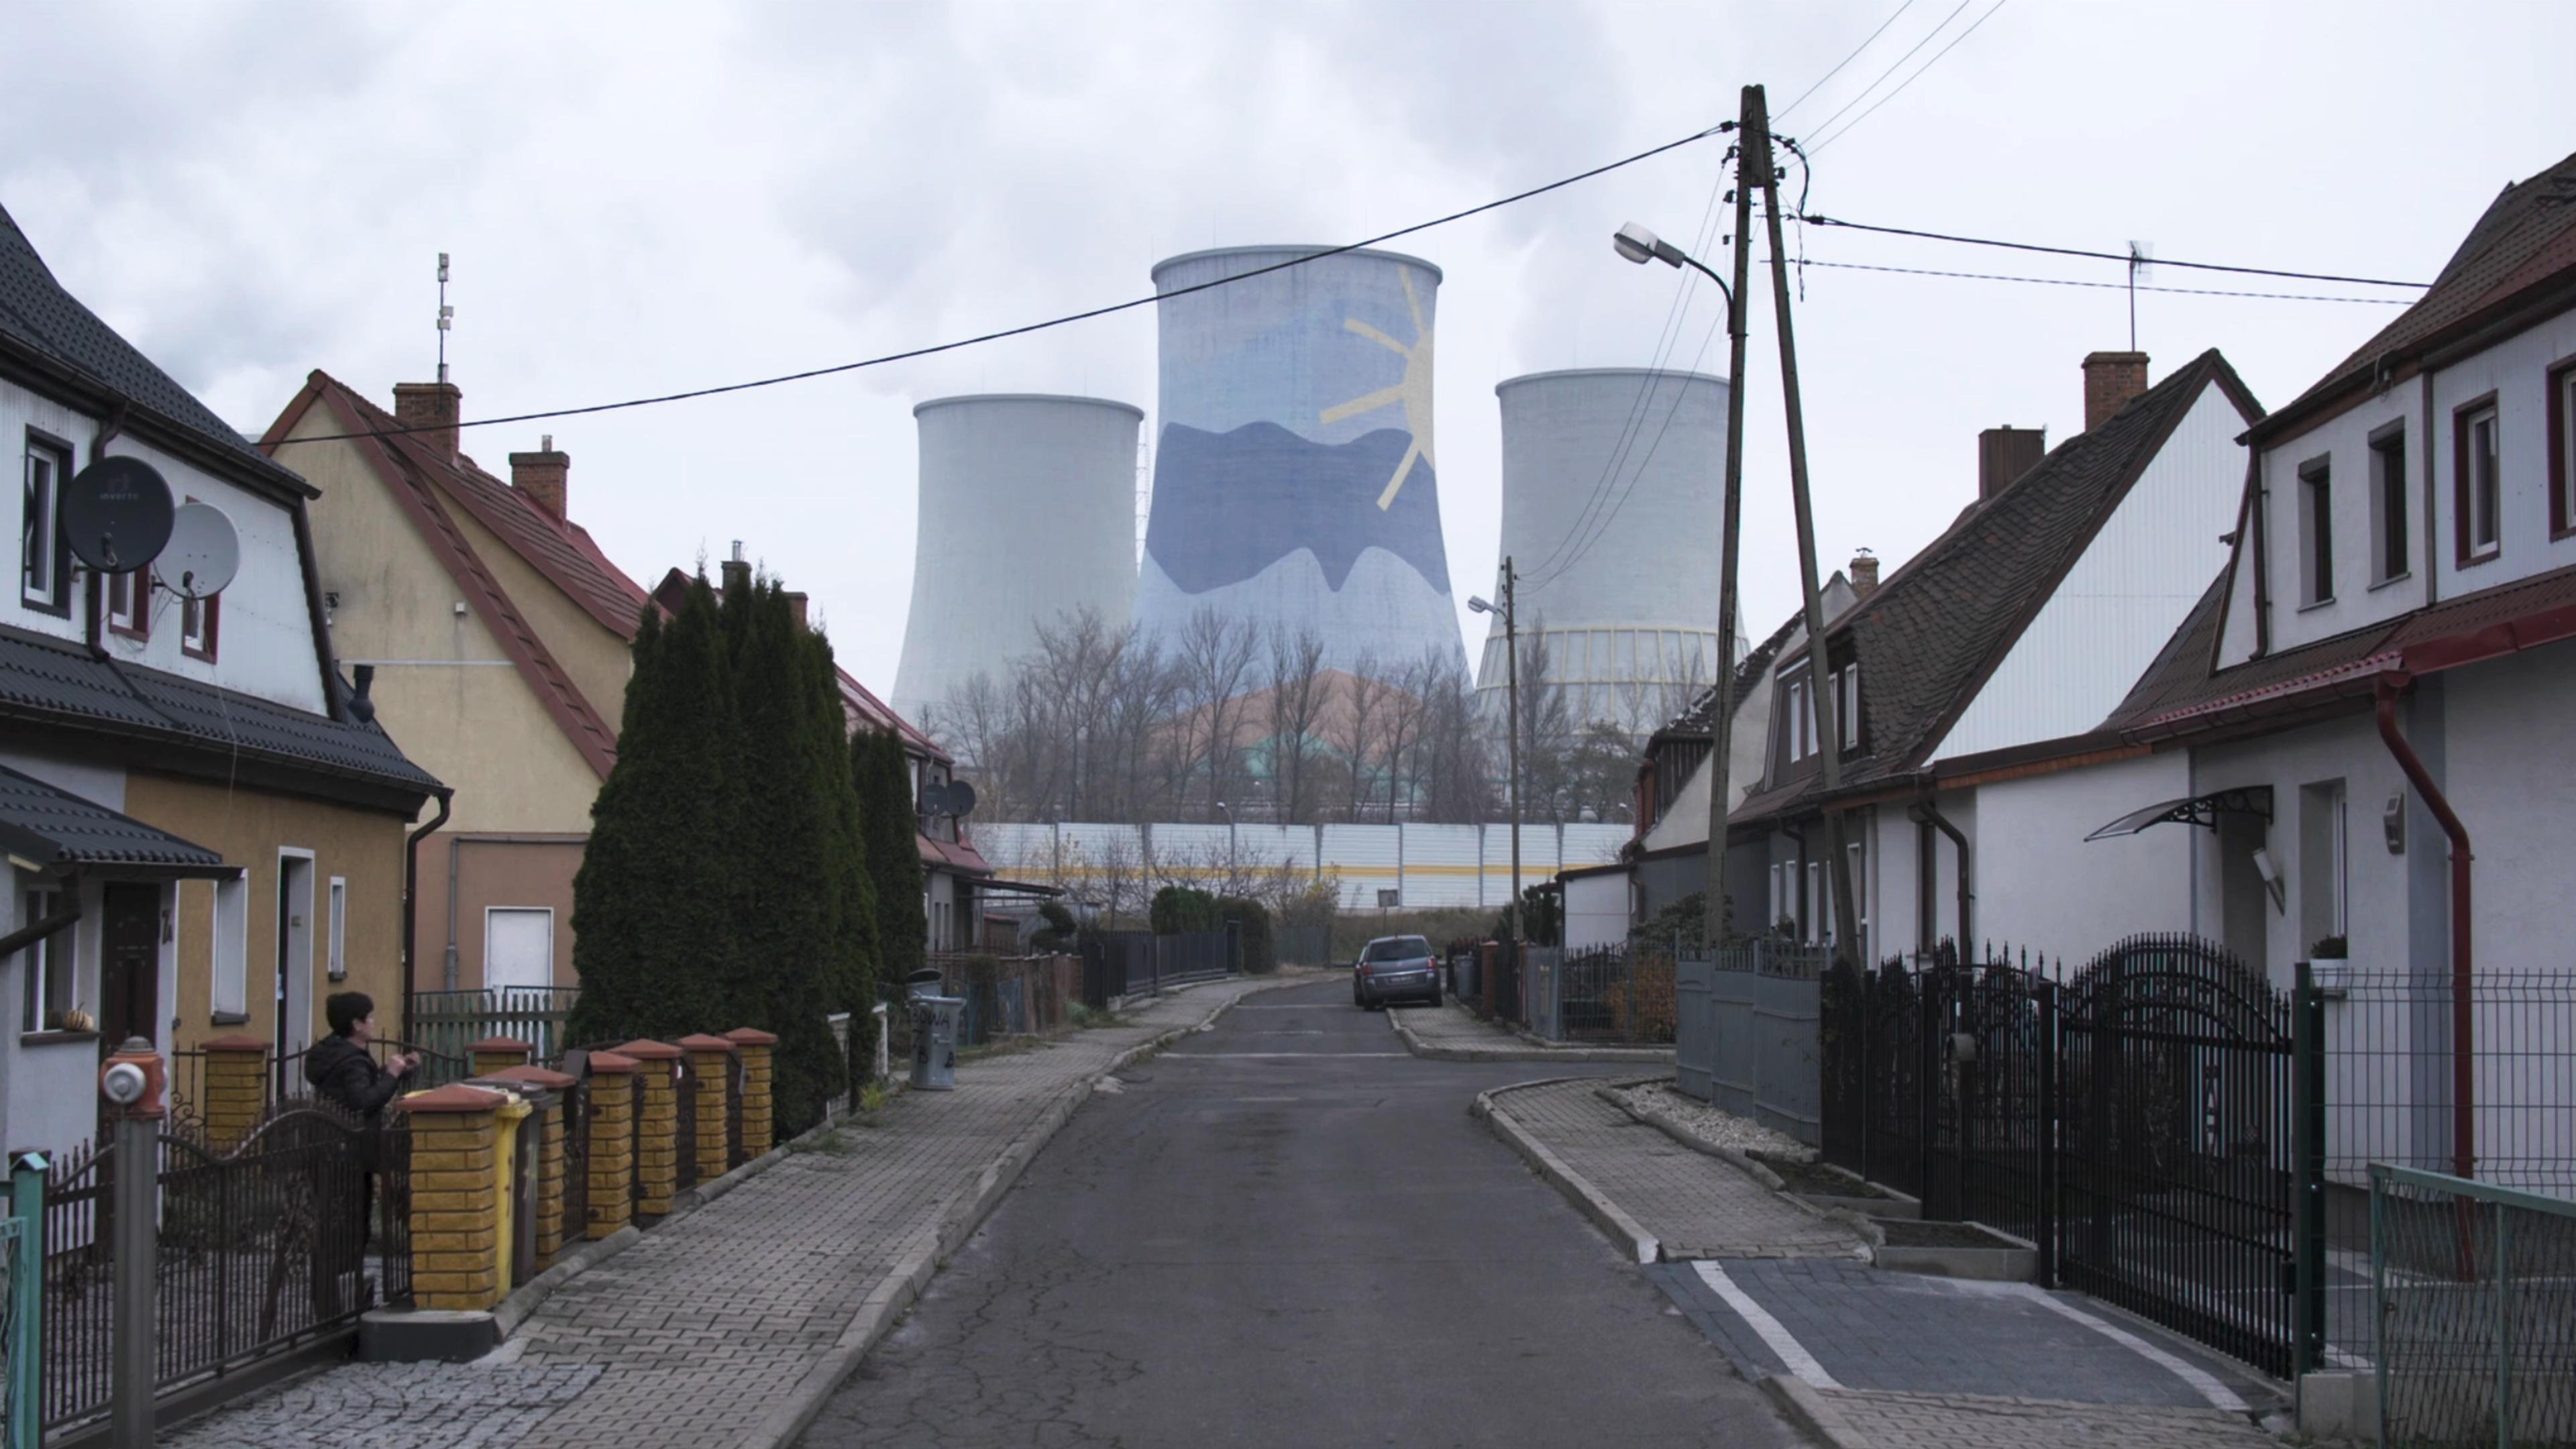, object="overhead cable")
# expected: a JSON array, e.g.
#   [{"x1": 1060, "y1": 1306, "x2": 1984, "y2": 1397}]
[
  {"x1": 1798, "y1": 215, "x2": 2430, "y2": 289},
  {"x1": 1774, "y1": 0, "x2": 1925, "y2": 122},
  {"x1": 1785, "y1": 256, "x2": 2413, "y2": 303},
  {"x1": 1807, "y1": 0, "x2": 2011, "y2": 155}
]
